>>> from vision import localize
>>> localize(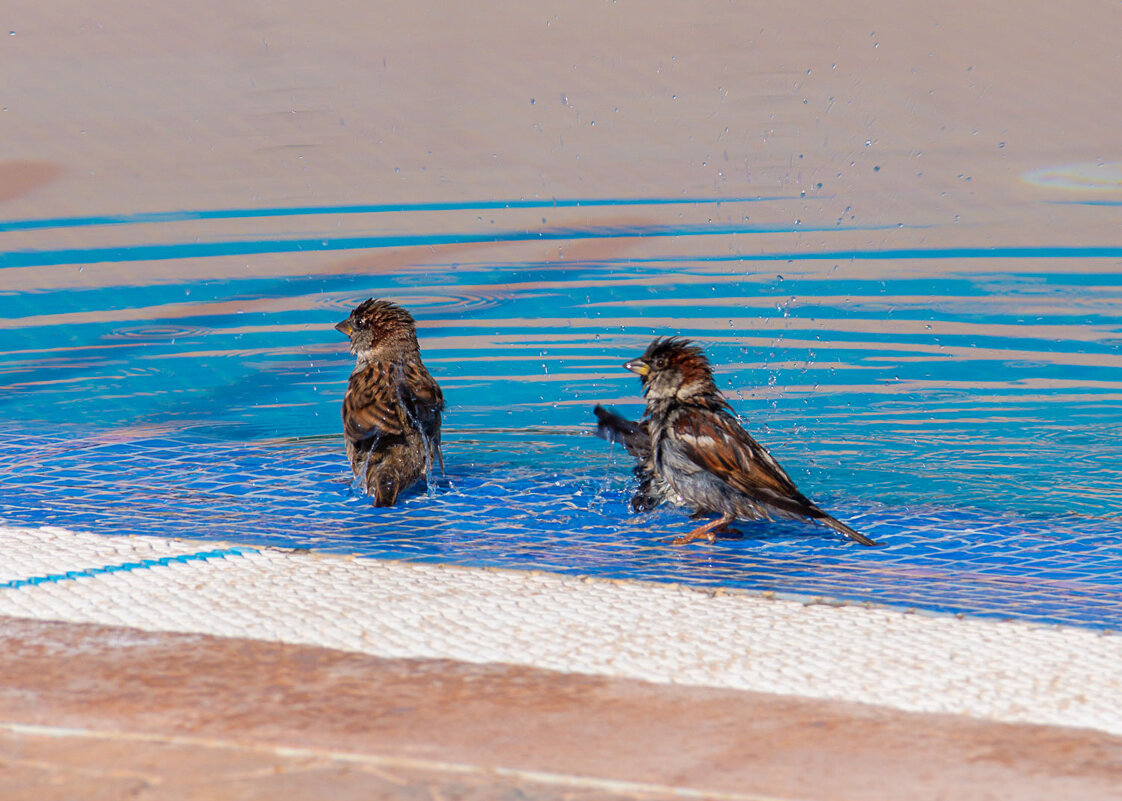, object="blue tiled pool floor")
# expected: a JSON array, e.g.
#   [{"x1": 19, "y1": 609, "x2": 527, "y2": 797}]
[
  {"x1": 2, "y1": 426, "x2": 1118, "y2": 630},
  {"x1": 2, "y1": 196, "x2": 1120, "y2": 631}
]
